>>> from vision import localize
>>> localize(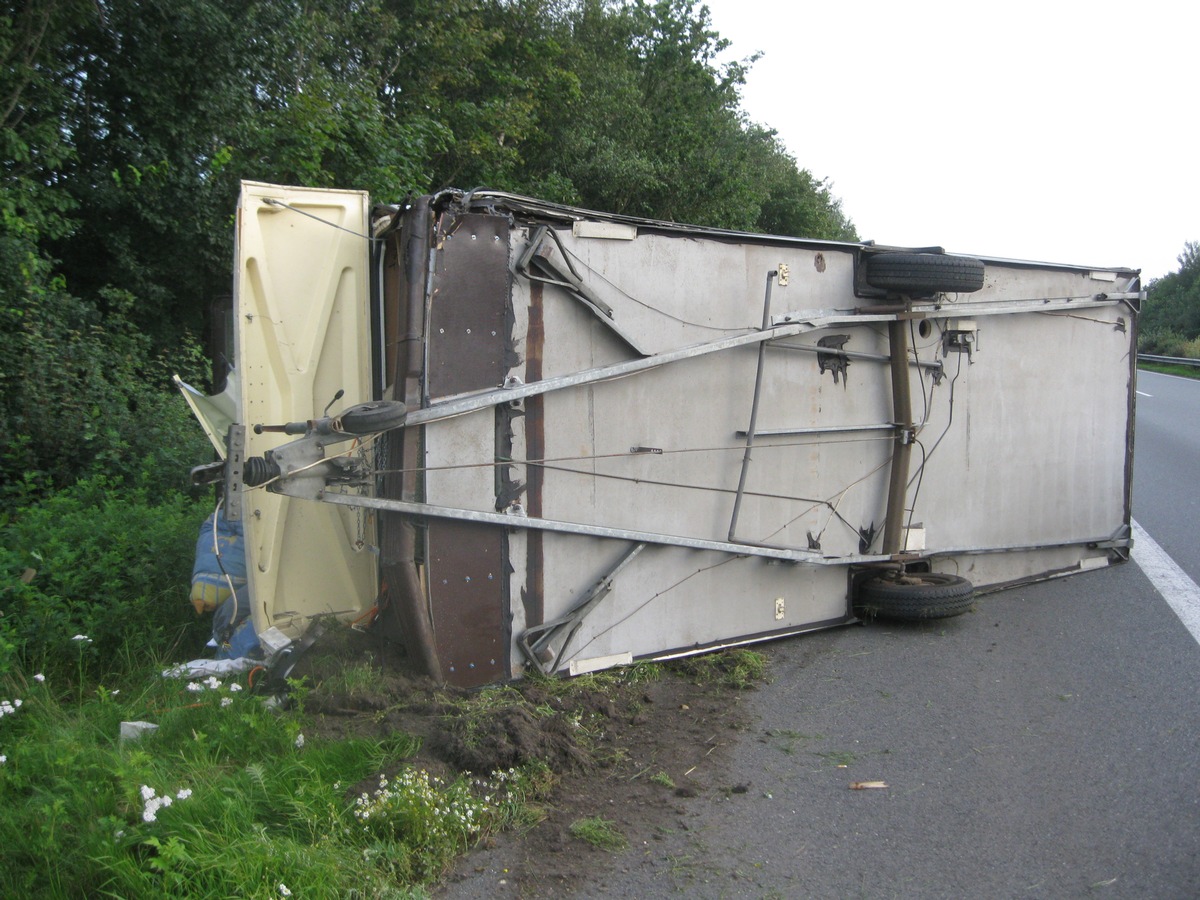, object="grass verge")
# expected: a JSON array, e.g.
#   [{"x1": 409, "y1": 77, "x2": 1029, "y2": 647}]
[
  {"x1": 0, "y1": 665, "x2": 549, "y2": 898},
  {"x1": 1138, "y1": 361, "x2": 1200, "y2": 380},
  {"x1": 0, "y1": 641, "x2": 768, "y2": 897}
]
